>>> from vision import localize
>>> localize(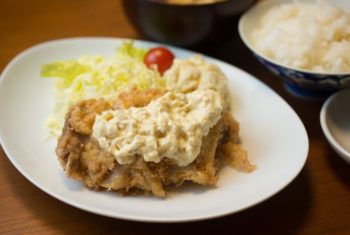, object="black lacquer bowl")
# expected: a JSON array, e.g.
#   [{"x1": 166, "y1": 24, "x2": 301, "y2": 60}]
[{"x1": 122, "y1": 0, "x2": 255, "y2": 47}]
